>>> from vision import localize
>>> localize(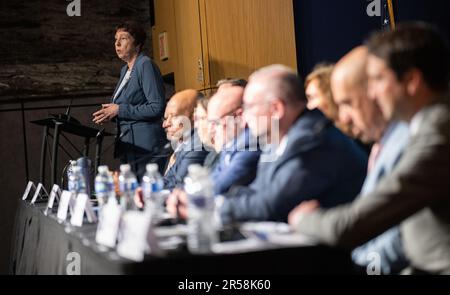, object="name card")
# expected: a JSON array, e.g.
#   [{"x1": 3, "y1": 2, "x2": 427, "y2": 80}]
[
  {"x1": 116, "y1": 211, "x2": 159, "y2": 262},
  {"x1": 57, "y1": 191, "x2": 73, "y2": 222},
  {"x1": 95, "y1": 200, "x2": 122, "y2": 248},
  {"x1": 85, "y1": 197, "x2": 98, "y2": 223},
  {"x1": 22, "y1": 181, "x2": 36, "y2": 201},
  {"x1": 44, "y1": 185, "x2": 62, "y2": 216},
  {"x1": 70, "y1": 193, "x2": 89, "y2": 227},
  {"x1": 70, "y1": 193, "x2": 98, "y2": 227},
  {"x1": 31, "y1": 183, "x2": 49, "y2": 204}
]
